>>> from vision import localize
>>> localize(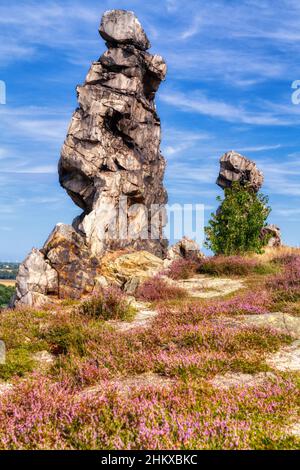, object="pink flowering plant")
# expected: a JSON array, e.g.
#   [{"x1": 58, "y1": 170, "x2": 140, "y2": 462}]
[
  {"x1": 0, "y1": 254, "x2": 299, "y2": 449},
  {"x1": 136, "y1": 276, "x2": 188, "y2": 302}
]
